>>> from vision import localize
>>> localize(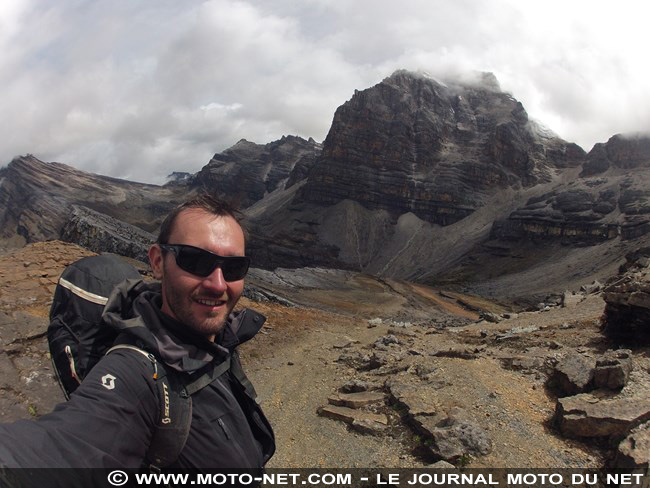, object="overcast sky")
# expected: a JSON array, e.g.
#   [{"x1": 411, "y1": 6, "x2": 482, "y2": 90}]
[{"x1": 1, "y1": 0, "x2": 648, "y2": 184}]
